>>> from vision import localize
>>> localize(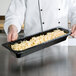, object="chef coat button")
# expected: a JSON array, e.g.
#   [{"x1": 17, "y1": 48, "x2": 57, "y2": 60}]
[
  {"x1": 58, "y1": 22, "x2": 60, "y2": 24},
  {"x1": 40, "y1": 9, "x2": 43, "y2": 11},
  {"x1": 42, "y1": 22, "x2": 45, "y2": 24},
  {"x1": 58, "y1": 8, "x2": 60, "y2": 10}
]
